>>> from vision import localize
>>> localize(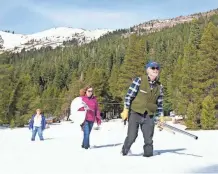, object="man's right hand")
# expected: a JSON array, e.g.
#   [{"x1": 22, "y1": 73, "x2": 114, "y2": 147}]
[{"x1": 121, "y1": 108, "x2": 129, "y2": 120}]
